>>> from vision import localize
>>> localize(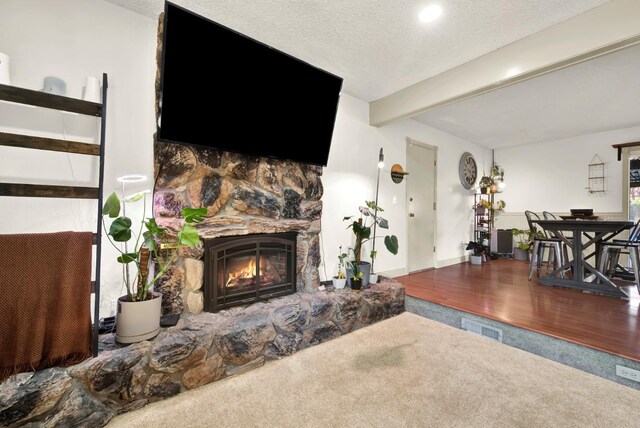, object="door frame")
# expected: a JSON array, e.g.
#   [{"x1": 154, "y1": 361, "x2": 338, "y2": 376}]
[
  {"x1": 621, "y1": 147, "x2": 640, "y2": 221},
  {"x1": 405, "y1": 137, "x2": 438, "y2": 272}
]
